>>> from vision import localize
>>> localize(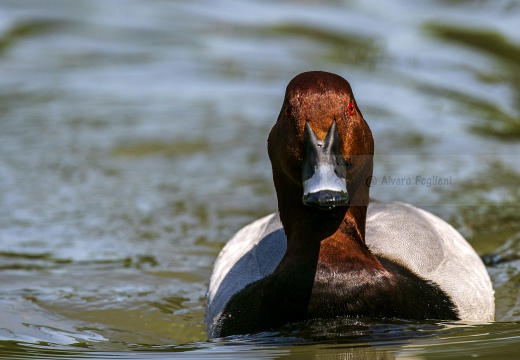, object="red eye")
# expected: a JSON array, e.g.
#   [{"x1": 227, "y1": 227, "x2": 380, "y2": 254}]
[
  {"x1": 348, "y1": 101, "x2": 355, "y2": 116},
  {"x1": 284, "y1": 105, "x2": 292, "y2": 118}
]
